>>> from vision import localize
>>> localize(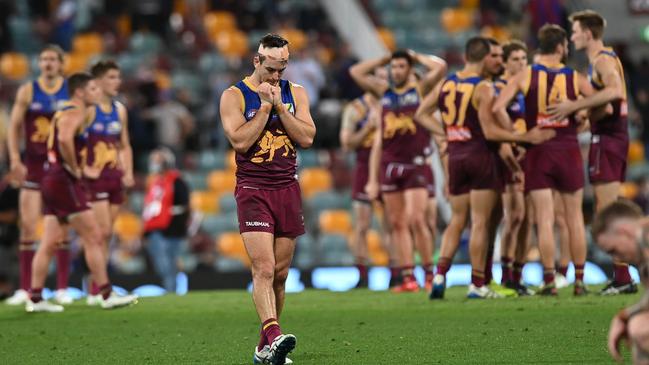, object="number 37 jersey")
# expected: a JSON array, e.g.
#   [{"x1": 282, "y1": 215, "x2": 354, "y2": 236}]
[{"x1": 438, "y1": 72, "x2": 491, "y2": 156}]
